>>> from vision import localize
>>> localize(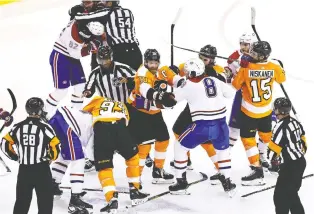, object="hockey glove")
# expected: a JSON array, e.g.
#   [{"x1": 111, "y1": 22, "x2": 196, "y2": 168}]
[
  {"x1": 87, "y1": 36, "x2": 103, "y2": 53},
  {"x1": 223, "y1": 66, "x2": 233, "y2": 83},
  {"x1": 0, "y1": 109, "x2": 13, "y2": 127},
  {"x1": 153, "y1": 92, "x2": 177, "y2": 107},
  {"x1": 240, "y1": 54, "x2": 253, "y2": 68},
  {"x1": 169, "y1": 65, "x2": 180, "y2": 75},
  {"x1": 269, "y1": 156, "x2": 281, "y2": 173}
]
